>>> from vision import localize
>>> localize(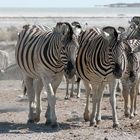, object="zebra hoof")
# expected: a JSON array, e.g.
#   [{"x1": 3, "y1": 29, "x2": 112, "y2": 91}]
[
  {"x1": 90, "y1": 122, "x2": 97, "y2": 127},
  {"x1": 27, "y1": 119, "x2": 35, "y2": 124},
  {"x1": 129, "y1": 115, "x2": 134, "y2": 119},
  {"x1": 64, "y1": 96, "x2": 69, "y2": 100},
  {"x1": 45, "y1": 120, "x2": 51, "y2": 125},
  {"x1": 84, "y1": 114, "x2": 90, "y2": 122},
  {"x1": 34, "y1": 117, "x2": 40, "y2": 122},
  {"x1": 84, "y1": 111, "x2": 90, "y2": 122},
  {"x1": 134, "y1": 111, "x2": 138, "y2": 116},
  {"x1": 113, "y1": 123, "x2": 119, "y2": 128},
  {"x1": 51, "y1": 123, "x2": 58, "y2": 128},
  {"x1": 97, "y1": 120, "x2": 101, "y2": 125},
  {"x1": 125, "y1": 113, "x2": 129, "y2": 118}
]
